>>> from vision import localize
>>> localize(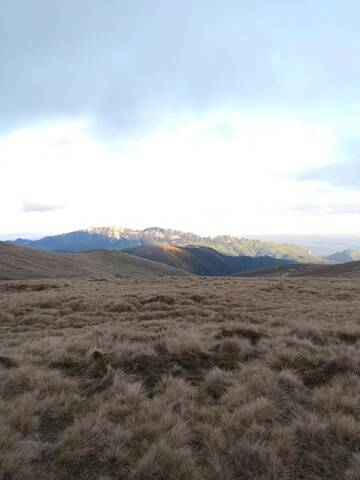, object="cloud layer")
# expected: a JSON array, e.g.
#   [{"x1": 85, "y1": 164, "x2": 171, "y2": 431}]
[{"x1": 1, "y1": 1, "x2": 360, "y2": 136}]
